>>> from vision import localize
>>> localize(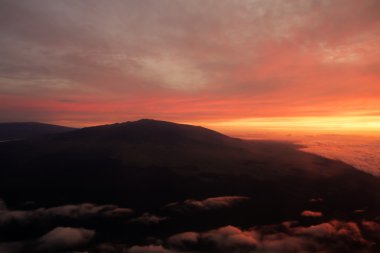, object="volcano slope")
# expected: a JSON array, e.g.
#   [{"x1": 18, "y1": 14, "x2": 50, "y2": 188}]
[
  {"x1": 0, "y1": 122, "x2": 76, "y2": 141},
  {"x1": 1, "y1": 119, "x2": 380, "y2": 253}
]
